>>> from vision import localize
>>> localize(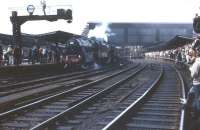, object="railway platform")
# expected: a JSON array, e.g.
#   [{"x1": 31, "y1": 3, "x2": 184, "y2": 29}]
[{"x1": 0, "y1": 63, "x2": 65, "y2": 75}]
